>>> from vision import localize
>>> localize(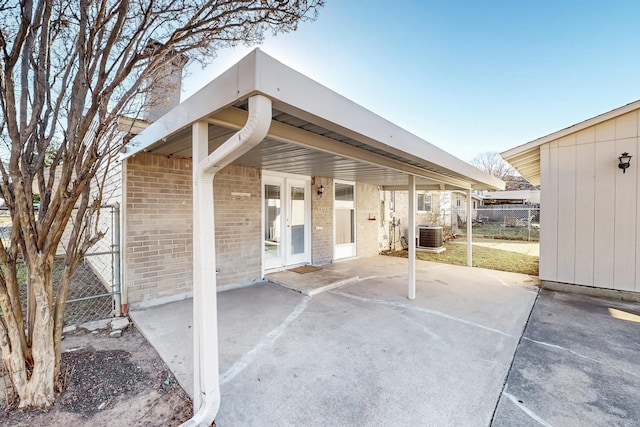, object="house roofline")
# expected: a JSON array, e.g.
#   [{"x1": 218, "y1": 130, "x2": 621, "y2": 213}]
[
  {"x1": 502, "y1": 99, "x2": 640, "y2": 159},
  {"x1": 501, "y1": 99, "x2": 640, "y2": 186}
]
